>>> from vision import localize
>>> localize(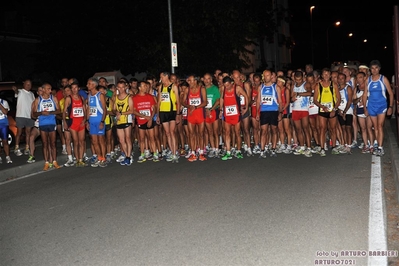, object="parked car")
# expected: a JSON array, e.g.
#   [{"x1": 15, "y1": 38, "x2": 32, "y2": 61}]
[{"x1": 0, "y1": 81, "x2": 38, "y2": 147}]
